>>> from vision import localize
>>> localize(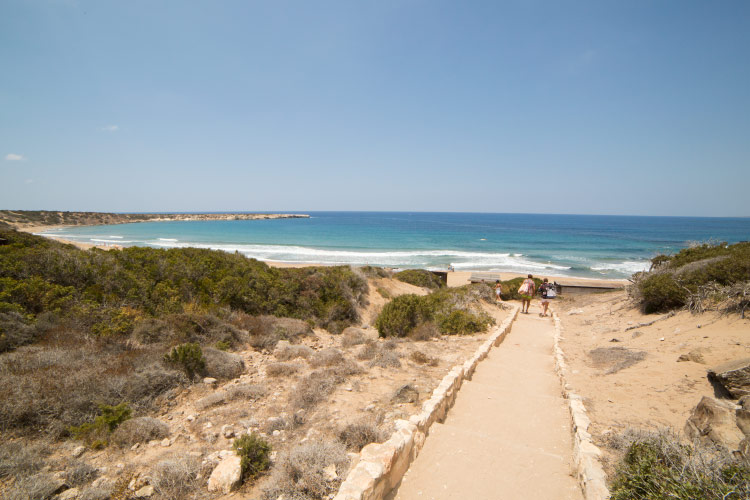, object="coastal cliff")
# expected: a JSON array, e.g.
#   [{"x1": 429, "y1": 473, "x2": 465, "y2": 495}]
[{"x1": 0, "y1": 210, "x2": 309, "y2": 229}]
